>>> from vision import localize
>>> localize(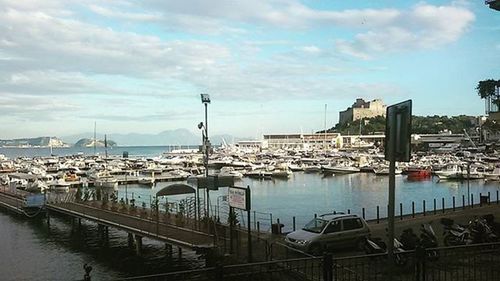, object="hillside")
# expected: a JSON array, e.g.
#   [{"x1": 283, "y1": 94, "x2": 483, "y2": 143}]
[
  {"x1": 0, "y1": 137, "x2": 68, "y2": 148},
  {"x1": 74, "y1": 138, "x2": 117, "y2": 148},
  {"x1": 326, "y1": 115, "x2": 479, "y2": 135}
]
